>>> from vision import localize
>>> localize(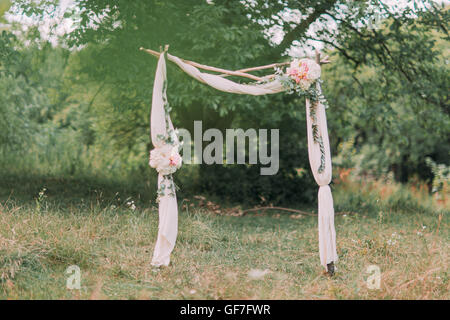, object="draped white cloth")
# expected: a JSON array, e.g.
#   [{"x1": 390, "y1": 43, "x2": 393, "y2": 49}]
[
  {"x1": 168, "y1": 54, "x2": 286, "y2": 95},
  {"x1": 150, "y1": 52, "x2": 337, "y2": 269},
  {"x1": 305, "y1": 94, "x2": 338, "y2": 267},
  {"x1": 150, "y1": 55, "x2": 179, "y2": 266}
]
